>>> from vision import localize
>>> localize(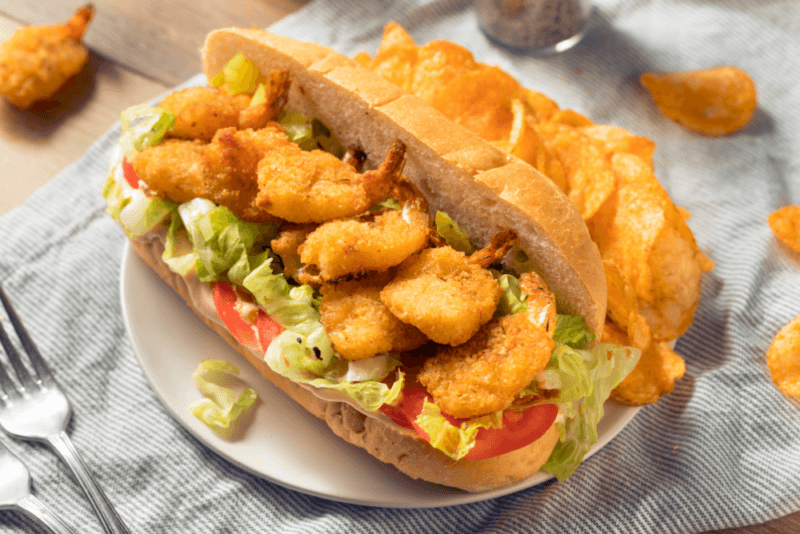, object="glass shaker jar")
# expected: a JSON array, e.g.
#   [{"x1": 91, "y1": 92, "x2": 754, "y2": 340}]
[{"x1": 475, "y1": 0, "x2": 592, "y2": 54}]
